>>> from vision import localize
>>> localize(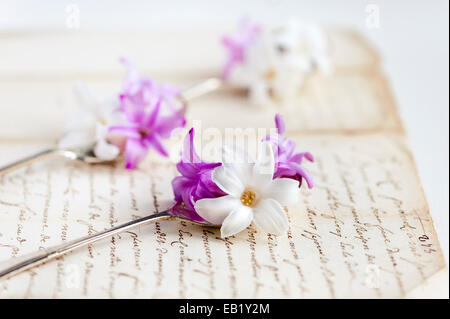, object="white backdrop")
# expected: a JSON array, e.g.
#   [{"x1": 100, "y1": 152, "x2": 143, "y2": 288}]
[{"x1": 1, "y1": 0, "x2": 448, "y2": 264}]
